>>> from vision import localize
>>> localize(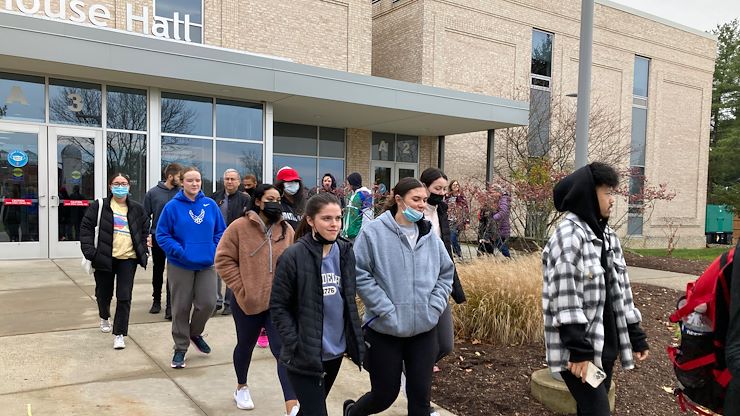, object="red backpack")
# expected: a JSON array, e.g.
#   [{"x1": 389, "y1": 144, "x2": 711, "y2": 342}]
[{"x1": 668, "y1": 248, "x2": 735, "y2": 415}]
